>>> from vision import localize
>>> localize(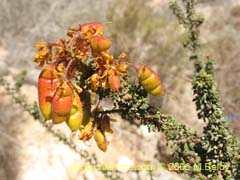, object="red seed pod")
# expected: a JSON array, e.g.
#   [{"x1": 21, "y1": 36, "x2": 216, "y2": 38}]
[
  {"x1": 38, "y1": 65, "x2": 60, "y2": 120},
  {"x1": 51, "y1": 82, "x2": 73, "y2": 124},
  {"x1": 65, "y1": 91, "x2": 83, "y2": 131},
  {"x1": 138, "y1": 65, "x2": 163, "y2": 96},
  {"x1": 108, "y1": 70, "x2": 120, "y2": 91},
  {"x1": 79, "y1": 22, "x2": 104, "y2": 40},
  {"x1": 90, "y1": 36, "x2": 112, "y2": 53}
]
